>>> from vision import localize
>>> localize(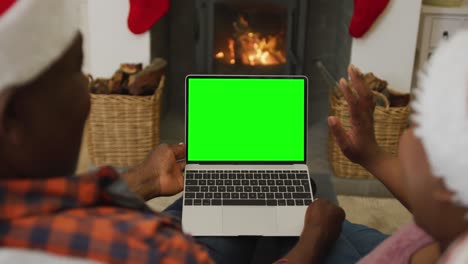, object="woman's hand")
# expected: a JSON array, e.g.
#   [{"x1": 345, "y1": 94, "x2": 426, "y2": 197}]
[
  {"x1": 329, "y1": 65, "x2": 411, "y2": 210},
  {"x1": 328, "y1": 65, "x2": 382, "y2": 168}
]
